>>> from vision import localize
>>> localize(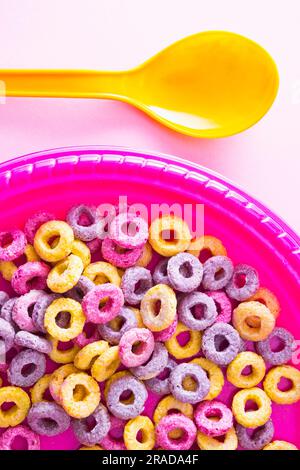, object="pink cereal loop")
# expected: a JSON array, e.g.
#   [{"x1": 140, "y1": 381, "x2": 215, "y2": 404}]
[
  {"x1": 206, "y1": 290, "x2": 232, "y2": 323},
  {"x1": 109, "y1": 212, "x2": 149, "y2": 249},
  {"x1": 100, "y1": 416, "x2": 126, "y2": 450},
  {"x1": 0, "y1": 230, "x2": 27, "y2": 262},
  {"x1": 82, "y1": 283, "x2": 124, "y2": 324},
  {"x1": 153, "y1": 315, "x2": 178, "y2": 342},
  {"x1": 194, "y1": 400, "x2": 233, "y2": 437},
  {"x1": 12, "y1": 290, "x2": 47, "y2": 332},
  {"x1": 155, "y1": 414, "x2": 197, "y2": 450},
  {"x1": 0, "y1": 425, "x2": 40, "y2": 450},
  {"x1": 101, "y1": 237, "x2": 143, "y2": 268},
  {"x1": 74, "y1": 323, "x2": 100, "y2": 347},
  {"x1": 11, "y1": 261, "x2": 51, "y2": 295},
  {"x1": 119, "y1": 327, "x2": 154, "y2": 367},
  {"x1": 24, "y1": 211, "x2": 55, "y2": 244}
]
